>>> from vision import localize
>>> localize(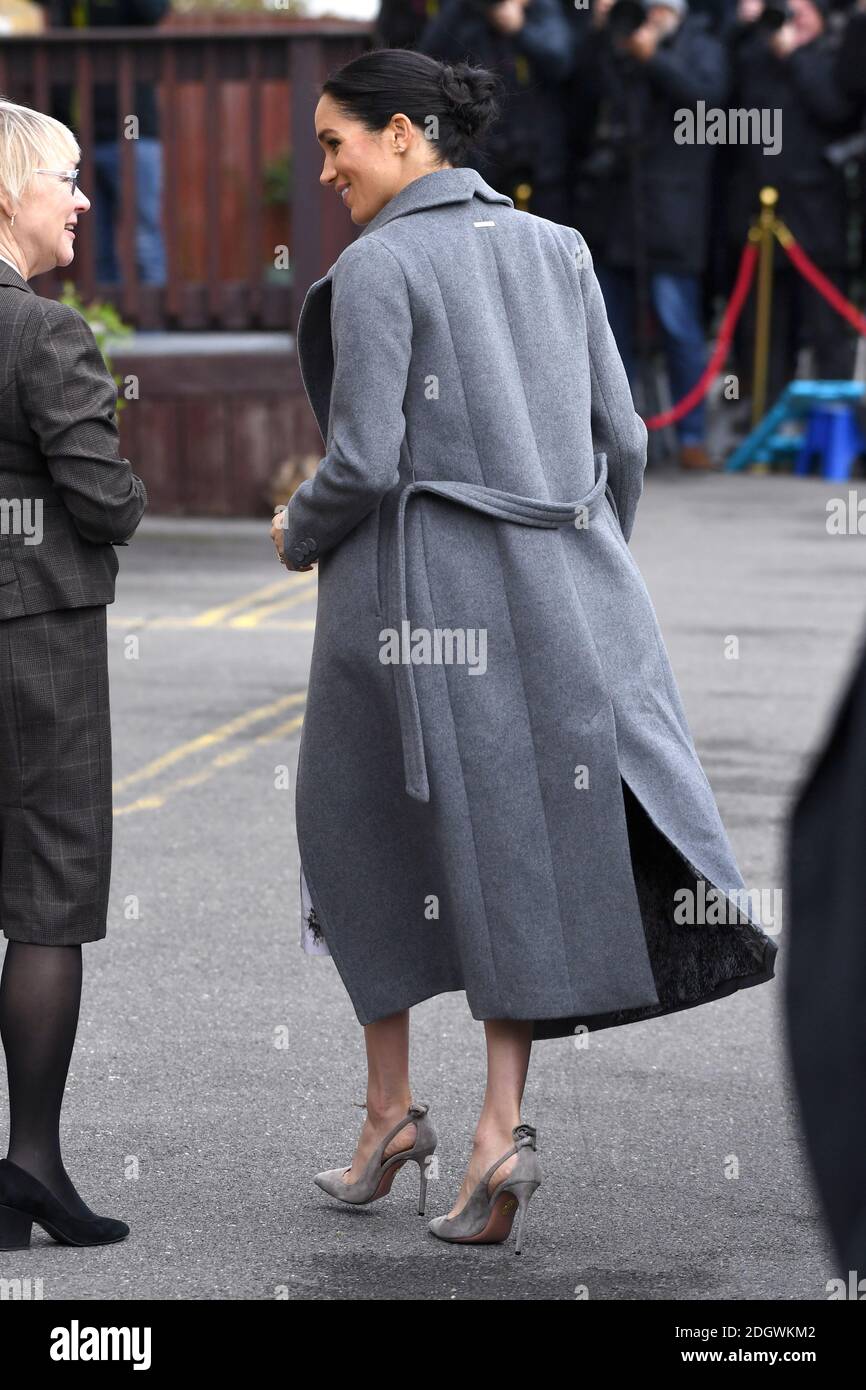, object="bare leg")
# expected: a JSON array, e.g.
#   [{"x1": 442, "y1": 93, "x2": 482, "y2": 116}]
[
  {"x1": 340, "y1": 1009, "x2": 417, "y2": 1184},
  {"x1": 446, "y1": 1018, "x2": 533, "y2": 1218}
]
